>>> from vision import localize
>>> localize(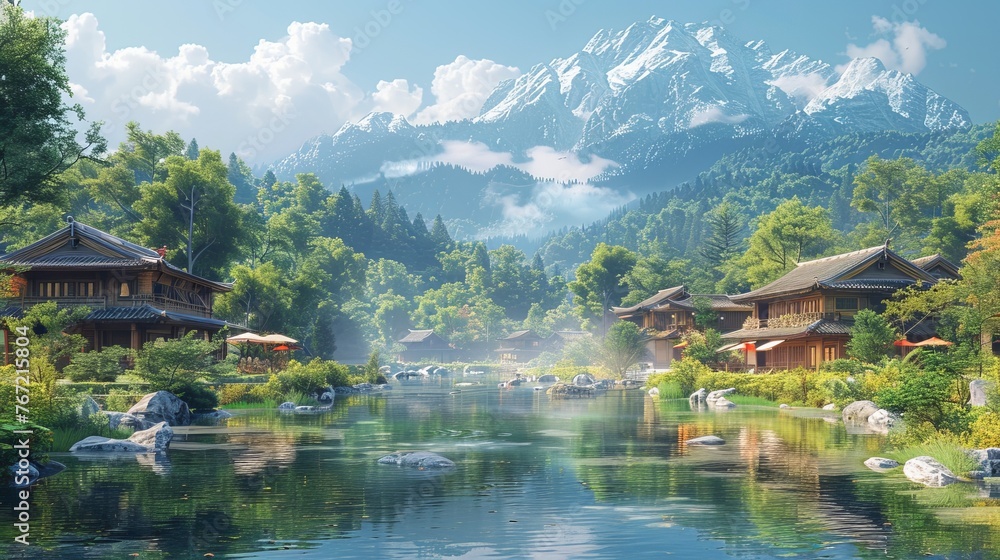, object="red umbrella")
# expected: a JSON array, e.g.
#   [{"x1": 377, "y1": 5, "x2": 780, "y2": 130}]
[
  {"x1": 893, "y1": 339, "x2": 918, "y2": 347},
  {"x1": 272, "y1": 344, "x2": 290, "y2": 351}
]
